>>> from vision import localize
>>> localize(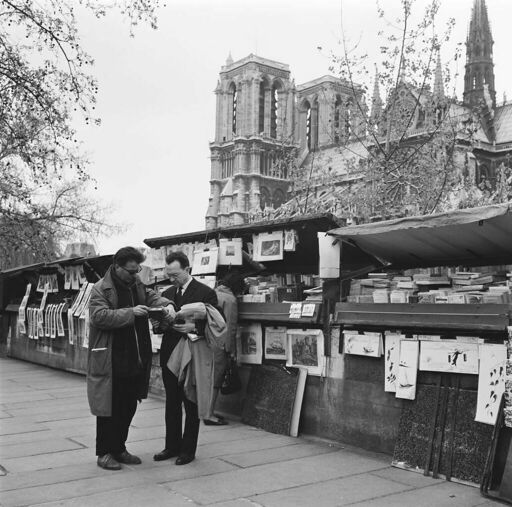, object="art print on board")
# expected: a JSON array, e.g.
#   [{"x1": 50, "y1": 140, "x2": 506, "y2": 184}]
[
  {"x1": 344, "y1": 332, "x2": 382, "y2": 357},
  {"x1": 238, "y1": 323, "x2": 263, "y2": 364},
  {"x1": 475, "y1": 343, "x2": 507, "y2": 425},
  {"x1": 395, "y1": 340, "x2": 419, "y2": 400},
  {"x1": 283, "y1": 229, "x2": 297, "y2": 252},
  {"x1": 218, "y1": 238, "x2": 243, "y2": 266},
  {"x1": 287, "y1": 329, "x2": 325, "y2": 376},
  {"x1": 191, "y1": 247, "x2": 219, "y2": 275},
  {"x1": 419, "y1": 340, "x2": 479, "y2": 374},
  {"x1": 253, "y1": 232, "x2": 284, "y2": 262},
  {"x1": 264, "y1": 326, "x2": 287, "y2": 360},
  {"x1": 384, "y1": 333, "x2": 403, "y2": 392}
]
